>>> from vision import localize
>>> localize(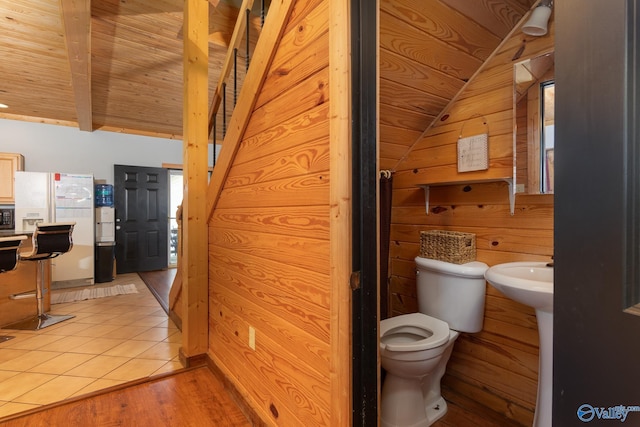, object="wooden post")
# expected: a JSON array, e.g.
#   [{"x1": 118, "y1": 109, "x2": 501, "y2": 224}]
[
  {"x1": 329, "y1": 0, "x2": 352, "y2": 424},
  {"x1": 181, "y1": 0, "x2": 209, "y2": 362}
]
